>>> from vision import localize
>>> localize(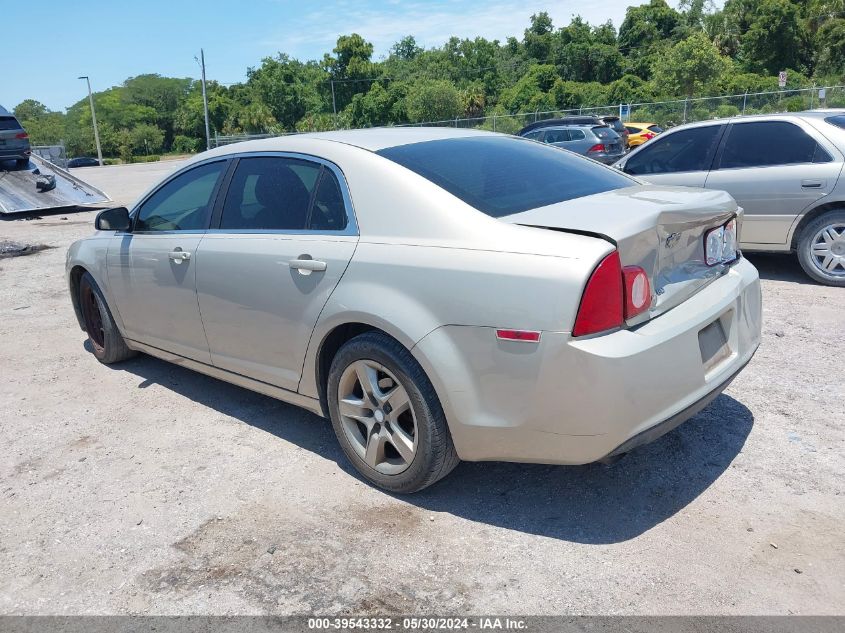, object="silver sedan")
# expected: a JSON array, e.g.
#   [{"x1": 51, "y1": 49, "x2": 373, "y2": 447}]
[{"x1": 67, "y1": 128, "x2": 762, "y2": 492}]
